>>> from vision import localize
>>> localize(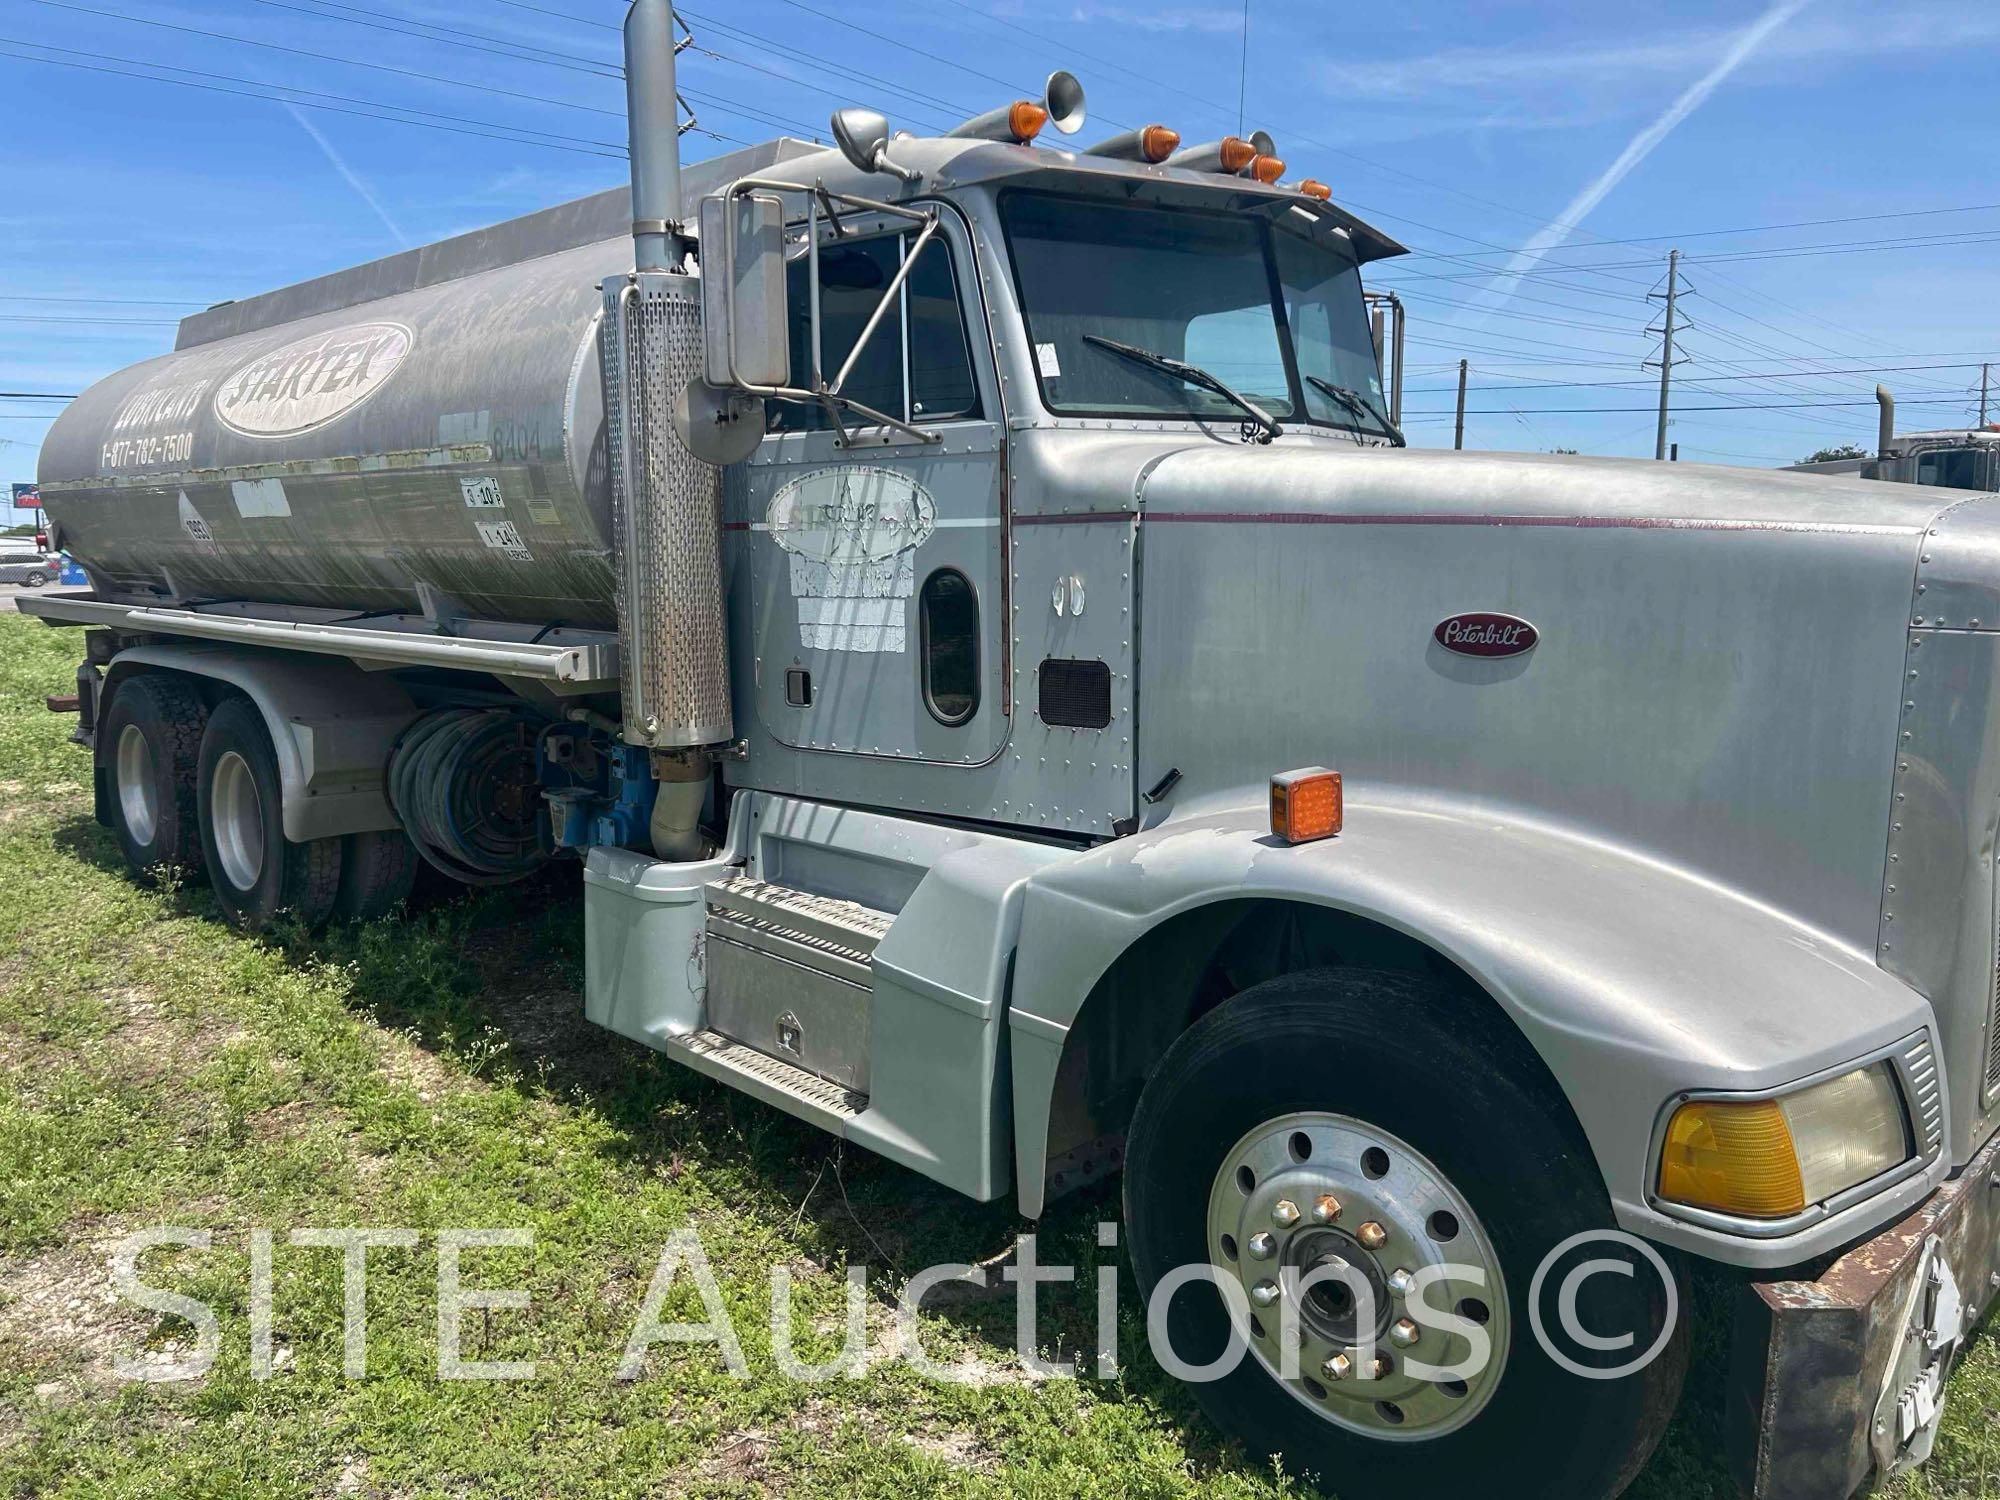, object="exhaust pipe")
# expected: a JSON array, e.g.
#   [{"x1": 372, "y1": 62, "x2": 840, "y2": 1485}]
[
  {"x1": 947, "y1": 70, "x2": 1086, "y2": 143},
  {"x1": 1877, "y1": 384, "x2": 1896, "y2": 459},
  {"x1": 625, "y1": 0, "x2": 684, "y2": 272}
]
